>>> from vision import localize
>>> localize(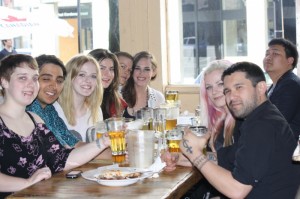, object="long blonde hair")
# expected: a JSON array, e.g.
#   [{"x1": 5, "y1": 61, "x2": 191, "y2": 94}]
[
  {"x1": 199, "y1": 60, "x2": 235, "y2": 147},
  {"x1": 58, "y1": 54, "x2": 103, "y2": 126}
]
